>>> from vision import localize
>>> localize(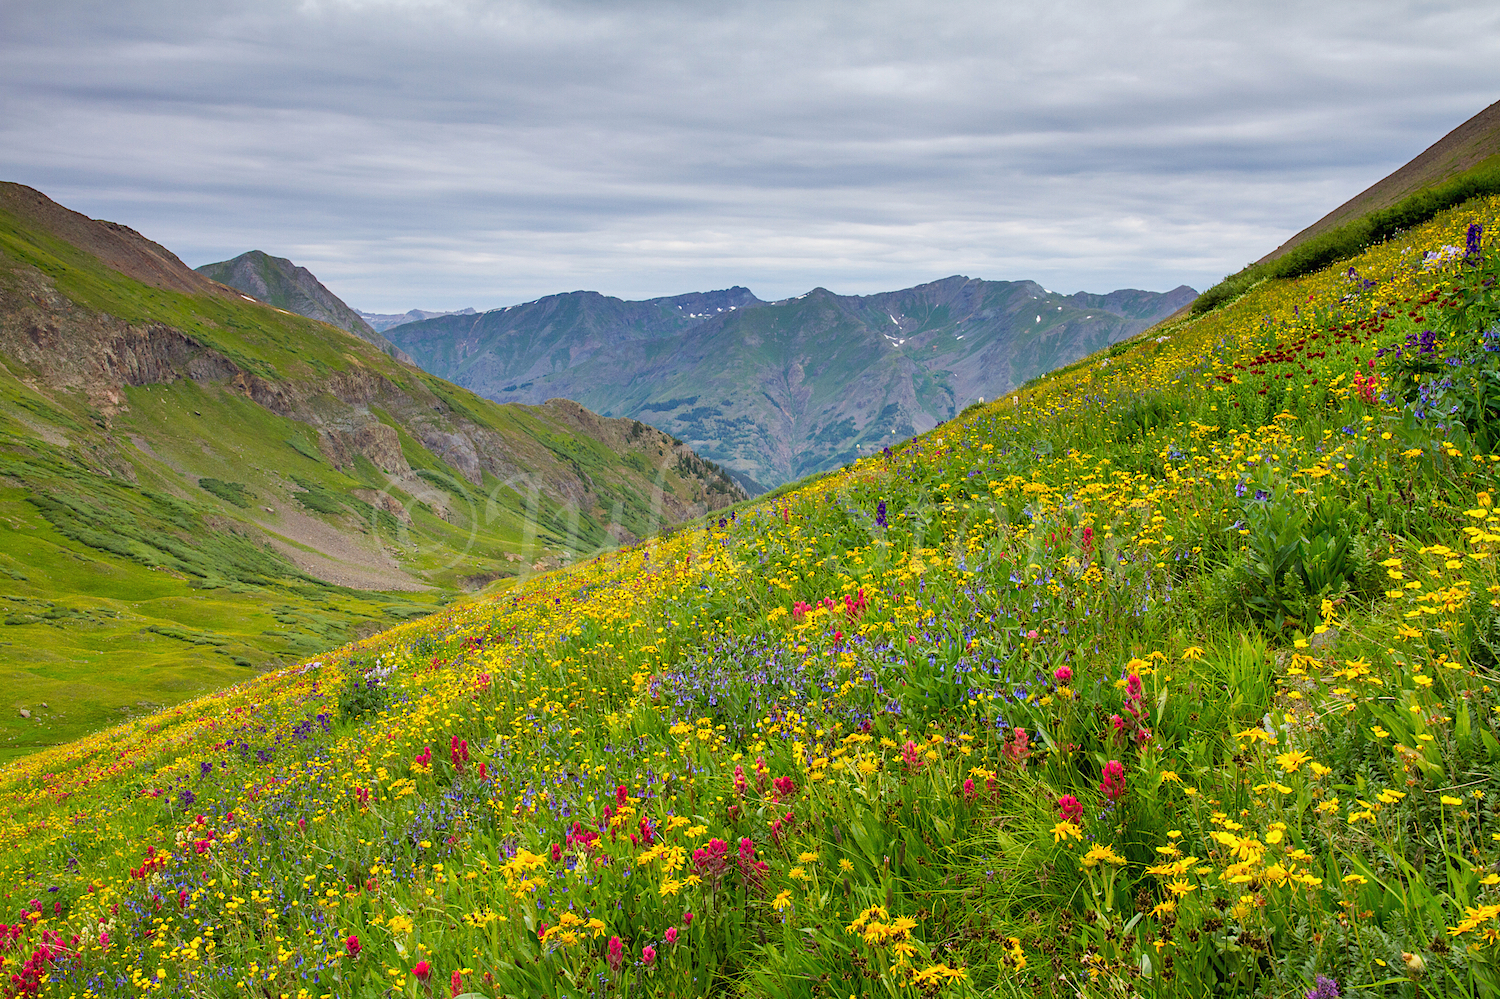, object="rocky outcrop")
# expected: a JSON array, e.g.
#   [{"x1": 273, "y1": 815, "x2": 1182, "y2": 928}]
[
  {"x1": 539, "y1": 398, "x2": 747, "y2": 511},
  {"x1": 352, "y1": 487, "x2": 413, "y2": 524},
  {"x1": 413, "y1": 428, "x2": 483, "y2": 485},
  {"x1": 318, "y1": 420, "x2": 410, "y2": 476},
  {"x1": 0, "y1": 265, "x2": 237, "y2": 416}
]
